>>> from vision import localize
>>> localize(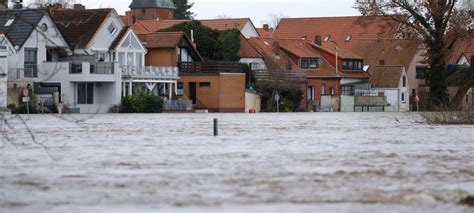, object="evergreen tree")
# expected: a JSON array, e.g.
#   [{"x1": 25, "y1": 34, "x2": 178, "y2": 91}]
[{"x1": 173, "y1": 0, "x2": 195, "y2": 20}]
